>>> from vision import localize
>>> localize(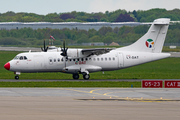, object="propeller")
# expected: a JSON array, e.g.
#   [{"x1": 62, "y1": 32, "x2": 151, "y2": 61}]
[
  {"x1": 60, "y1": 40, "x2": 68, "y2": 69},
  {"x1": 41, "y1": 39, "x2": 49, "y2": 52},
  {"x1": 61, "y1": 40, "x2": 68, "y2": 57}
]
